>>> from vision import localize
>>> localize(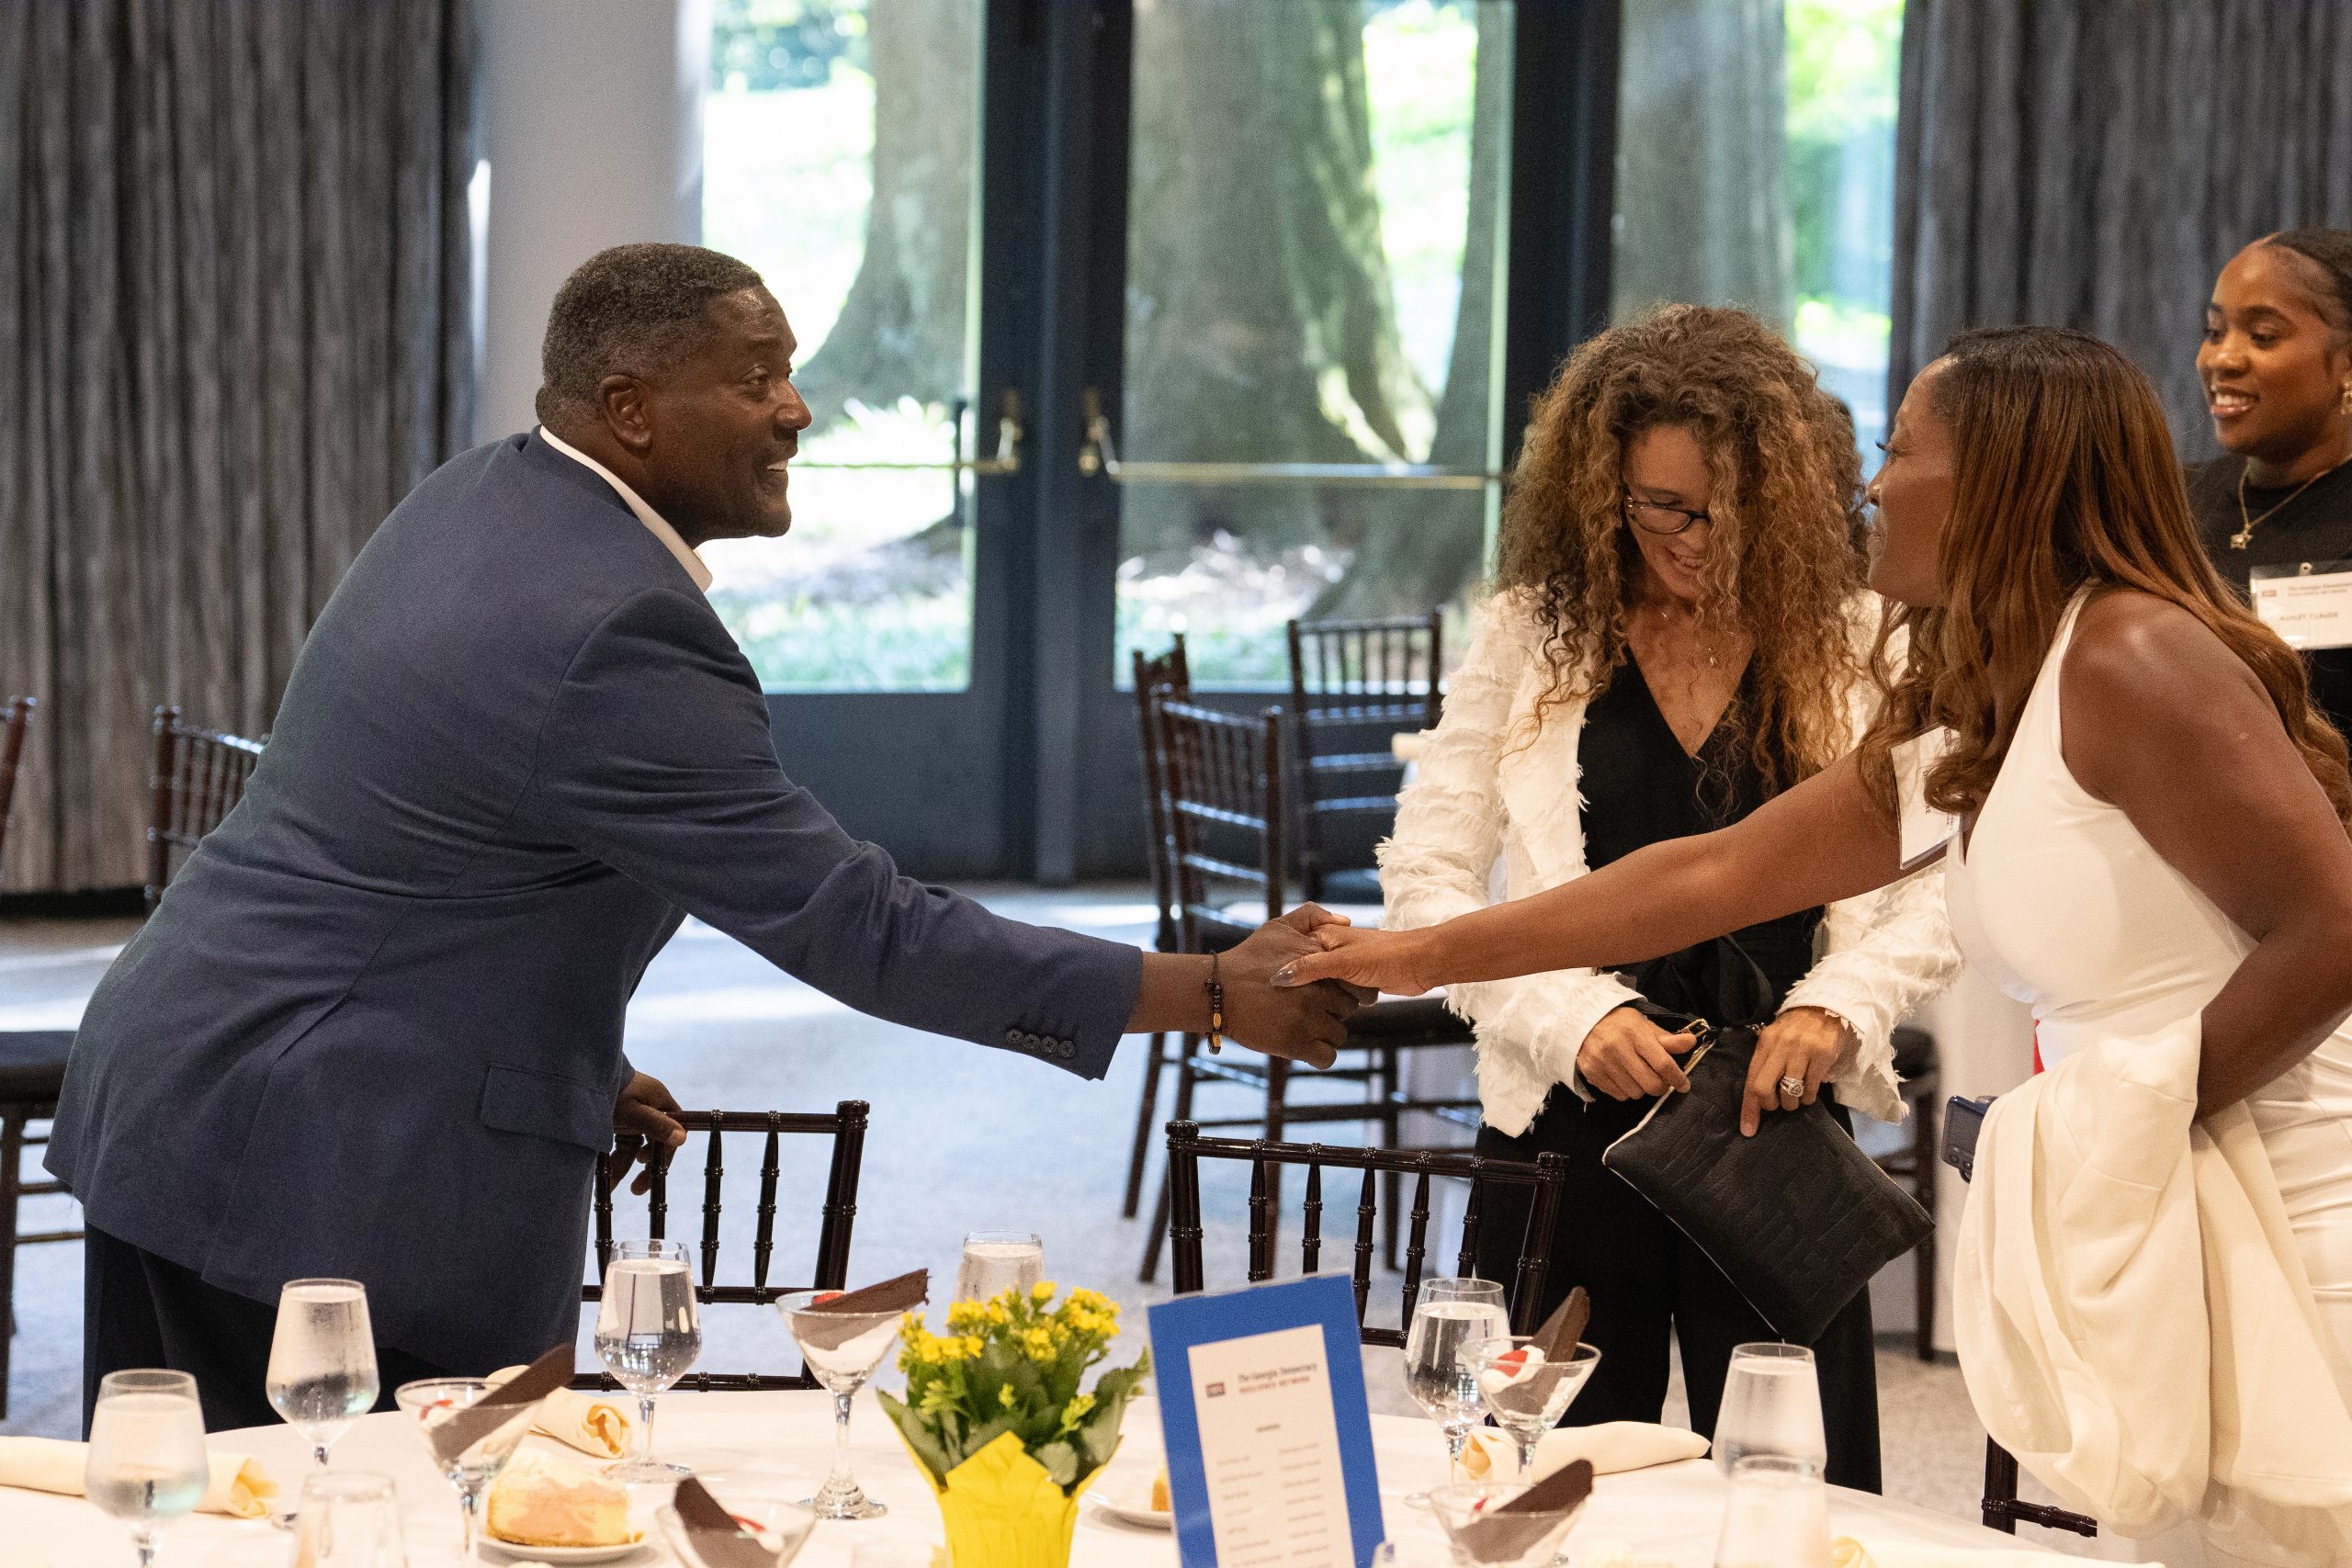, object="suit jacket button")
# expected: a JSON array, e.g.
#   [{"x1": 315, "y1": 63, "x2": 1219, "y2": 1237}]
[
  {"x1": 1058, "y1": 1041, "x2": 1075, "y2": 1059},
  {"x1": 1004, "y1": 1028, "x2": 1022, "y2": 1047}
]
